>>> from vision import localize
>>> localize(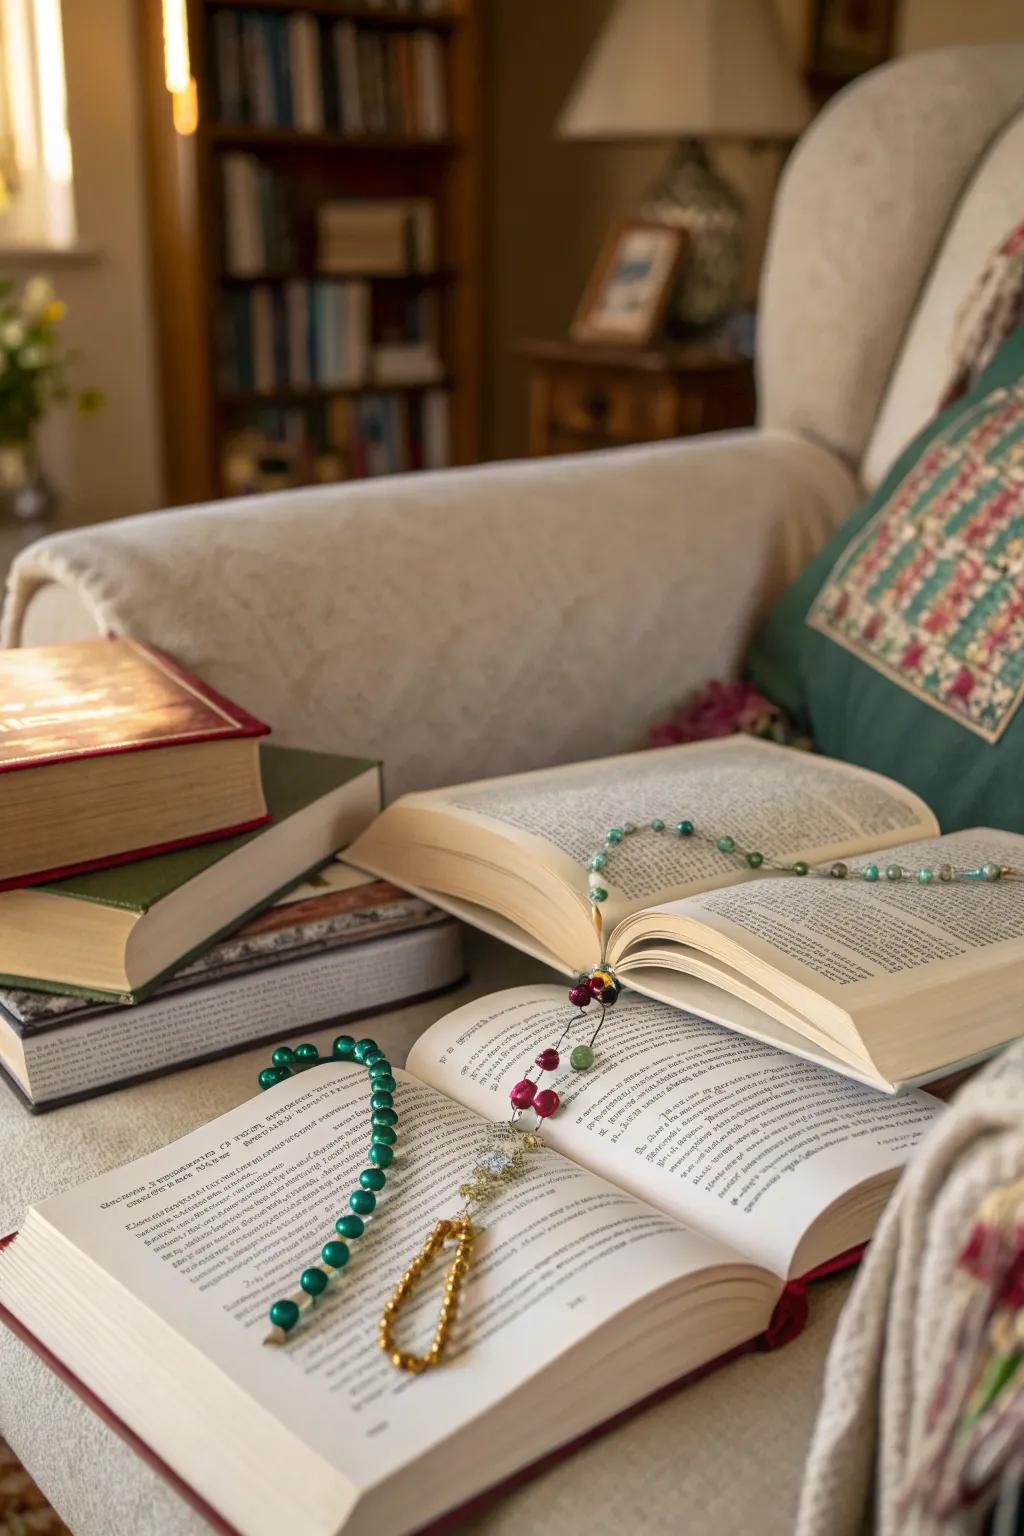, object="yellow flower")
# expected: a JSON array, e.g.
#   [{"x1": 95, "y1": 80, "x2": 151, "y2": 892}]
[{"x1": 42, "y1": 300, "x2": 66, "y2": 324}]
